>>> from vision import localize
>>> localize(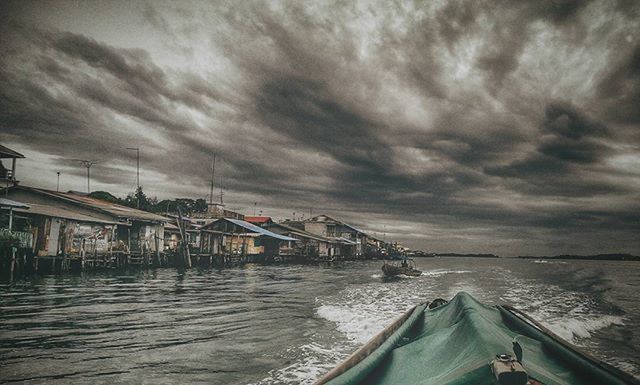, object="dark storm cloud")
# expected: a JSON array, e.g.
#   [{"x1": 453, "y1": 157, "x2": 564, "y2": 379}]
[
  {"x1": 541, "y1": 102, "x2": 608, "y2": 140},
  {"x1": 484, "y1": 102, "x2": 624, "y2": 197},
  {"x1": 597, "y1": 44, "x2": 640, "y2": 124},
  {"x1": 255, "y1": 75, "x2": 391, "y2": 172},
  {"x1": 1, "y1": 0, "x2": 639, "y2": 254},
  {"x1": 436, "y1": 0, "x2": 478, "y2": 49},
  {"x1": 0, "y1": 25, "x2": 269, "y2": 193}
]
